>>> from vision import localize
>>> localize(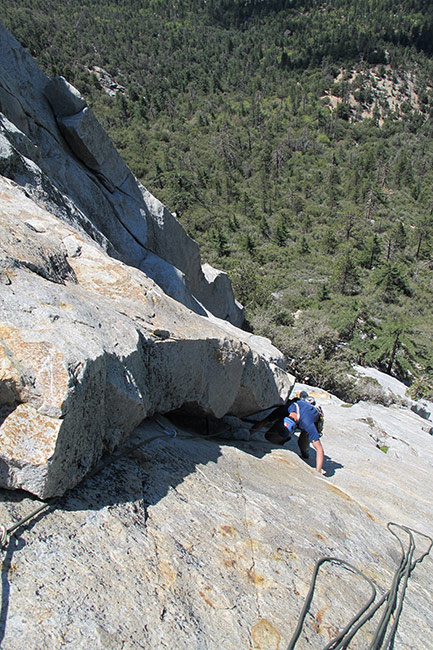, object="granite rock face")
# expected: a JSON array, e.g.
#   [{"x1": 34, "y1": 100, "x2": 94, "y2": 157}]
[
  {"x1": 0, "y1": 22, "x2": 293, "y2": 497},
  {"x1": 0, "y1": 177, "x2": 292, "y2": 497},
  {"x1": 44, "y1": 76, "x2": 87, "y2": 117},
  {"x1": 0, "y1": 22, "x2": 243, "y2": 326},
  {"x1": 0, "y1": 24, "x2": 431, "y2": 648},
  {"x1": 0, "y1": 391, "x2": 432, "y2": 649},
  {"x1": 355, "y1": 364, "x2": 433, "y2": 426}
]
